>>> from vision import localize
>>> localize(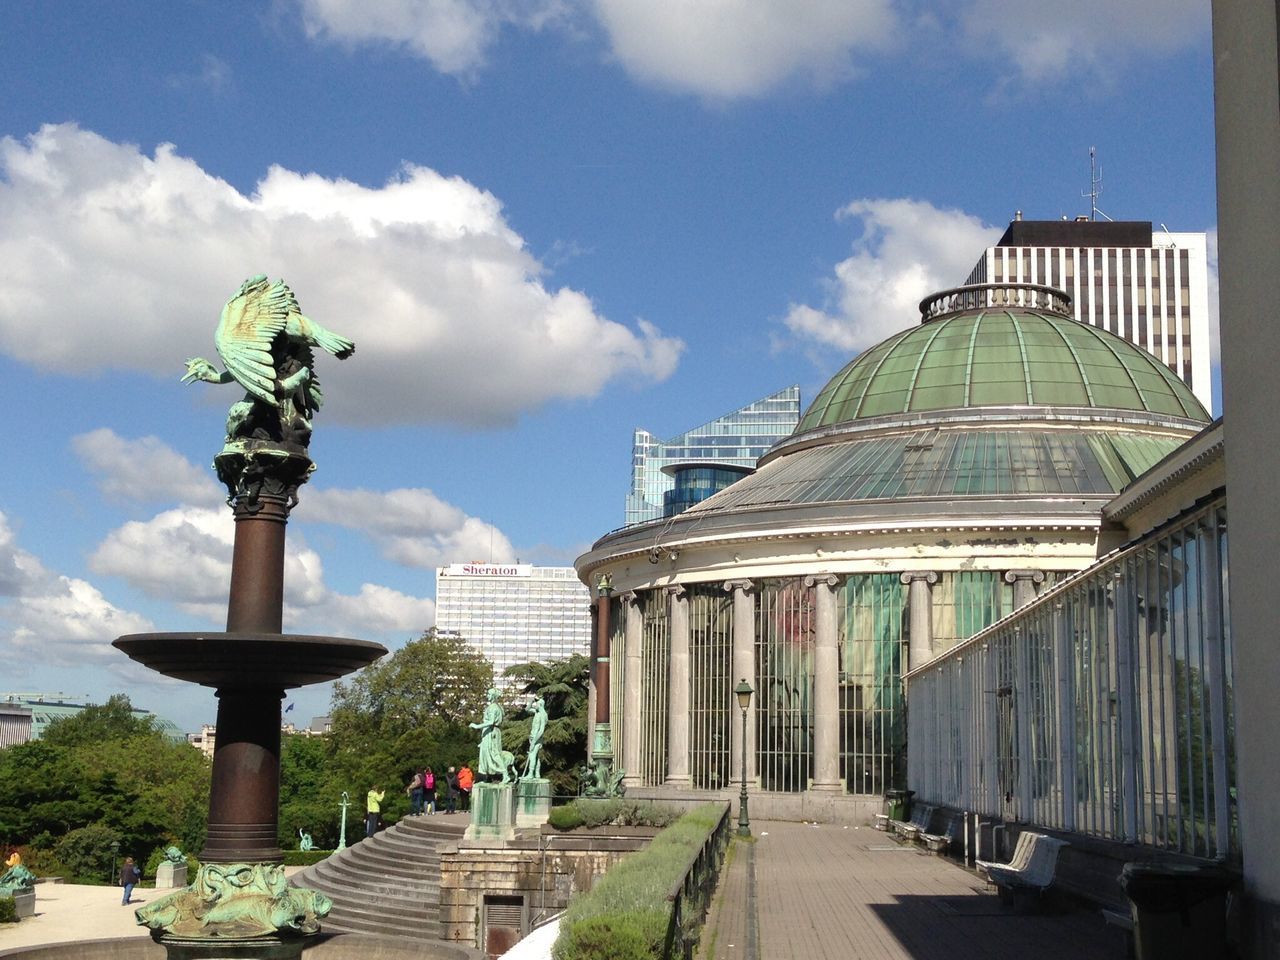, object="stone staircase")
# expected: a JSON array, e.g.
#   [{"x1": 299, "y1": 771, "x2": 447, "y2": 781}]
[{"x1": 291, "y1": 813, "x2": 469, "y2": 939}]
